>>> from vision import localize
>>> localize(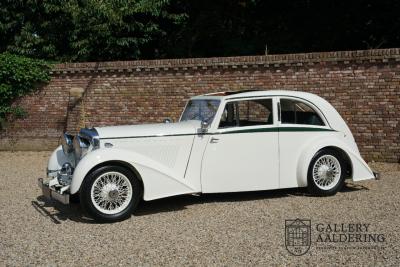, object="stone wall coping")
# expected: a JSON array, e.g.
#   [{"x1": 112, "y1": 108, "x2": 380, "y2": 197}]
[{"x1": 52, "y1": 48, "x2": 400, "y2": 74}]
